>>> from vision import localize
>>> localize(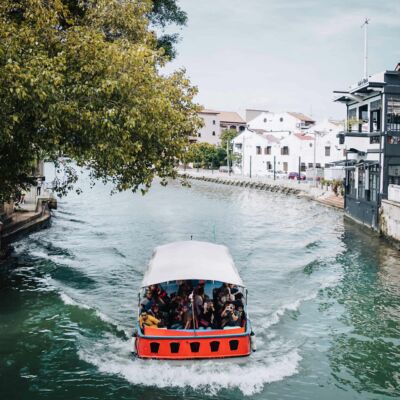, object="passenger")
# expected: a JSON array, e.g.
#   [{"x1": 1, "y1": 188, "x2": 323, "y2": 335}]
[
  {"x1": 233, "y1": 292, "x2": 244, "y2": 308},
  {"x1": 217, "y1": 287, "x2": 233, "y2": 312},
  {"x1": 177, "y1": 280, "x2": 193, "y2": 297},
  {"x1": 140, "y1": 290, "x2": 154, "y2": 312},
  {"x1": 139, "y1": 311, "x2": 160, "y2": 330},
  {"x1": 228, "y1": 283, "x2": 239, "y2": 296},
  {"x1": 193, "y1": 287, "x2": 204, "y2": 319},
  {"x1": 220, "y1": 303, "x2": 240, "y2": 328},
  {"x1": 155, "y1": 286, "x2": 170, "y2": 310},
  {"x1": 183, "y1": 305, "x2": 194, "y2": 329},
  {"x1": 236, "y1": 304, "x2": 246, "y2": 327},
  {"x1": 149, "y1": 304, "x2": 166, "y2": 327},
  {"x1": 170, "y1": 306, "x2": 184, "y2": 329},
  {"x1": 198, "y1": 301, "x2": 215, "y2": 329}
]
